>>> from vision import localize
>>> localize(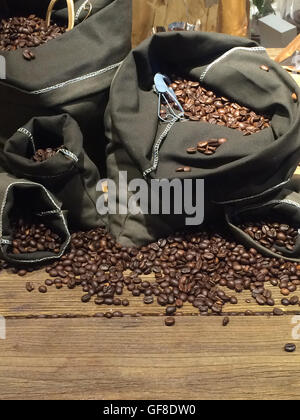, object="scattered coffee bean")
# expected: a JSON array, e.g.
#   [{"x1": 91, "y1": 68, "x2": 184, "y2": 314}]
[
  {"x1": 260, "y1": 65, "x2": 269, "y2": 72},
  {"x1": 25, "y1": 282, "x2": 35, "y2": 292},
  {"x1": 162, "y1": 77, "x2": 270, "y2": 135},
  {"x1": 292, "y1": 93, "x2": 298, "y2": 102},
  {"x1": 22, "y1": 48, "x2": 35, "y2": 61}
]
